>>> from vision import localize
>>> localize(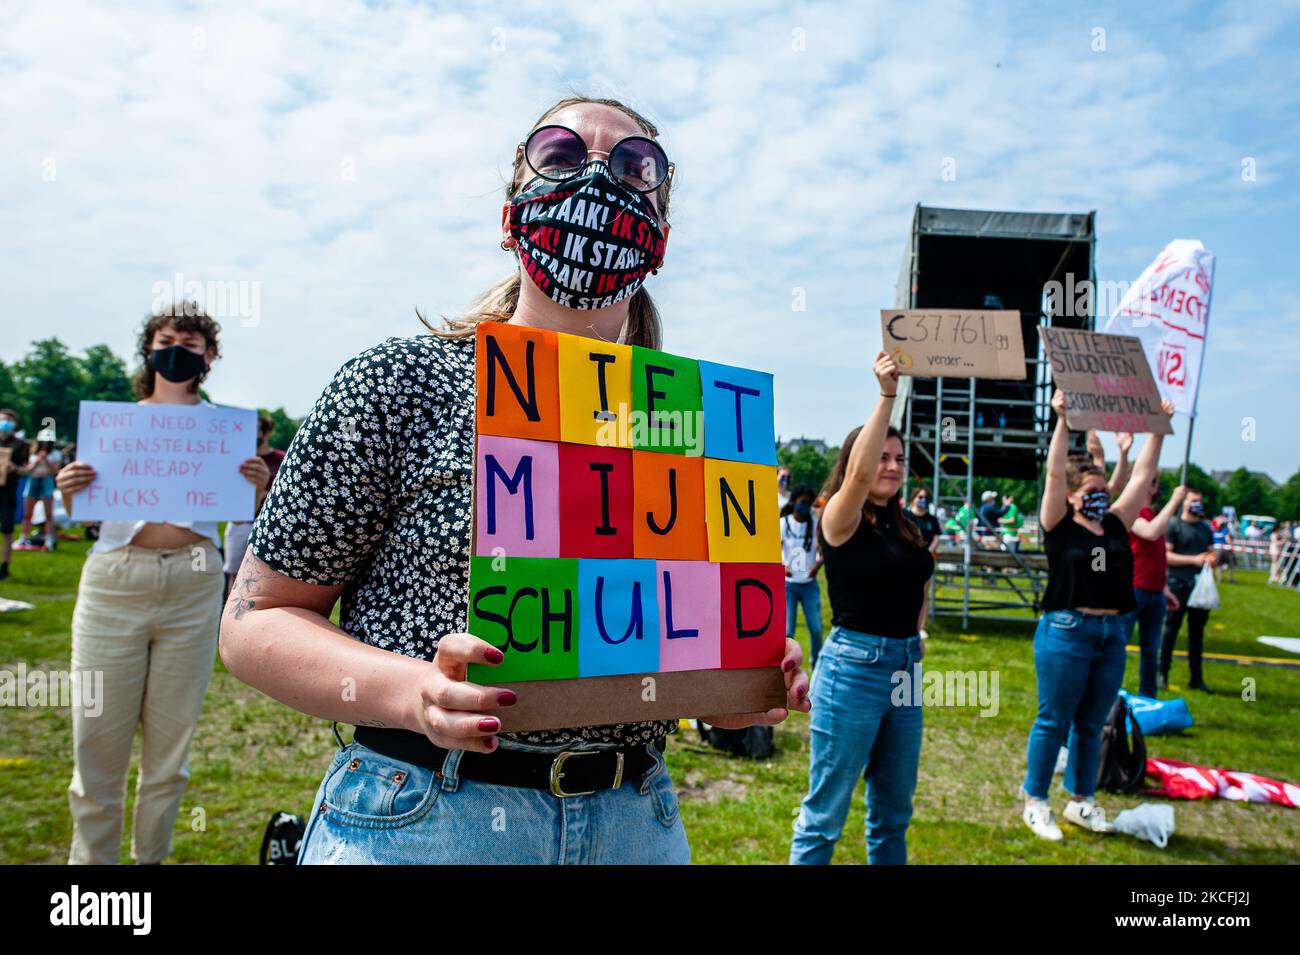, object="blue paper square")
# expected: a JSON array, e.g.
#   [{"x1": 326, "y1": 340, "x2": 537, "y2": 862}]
[{"x1": 698, "y1": 360, "x2": 777, "y2": 464}]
